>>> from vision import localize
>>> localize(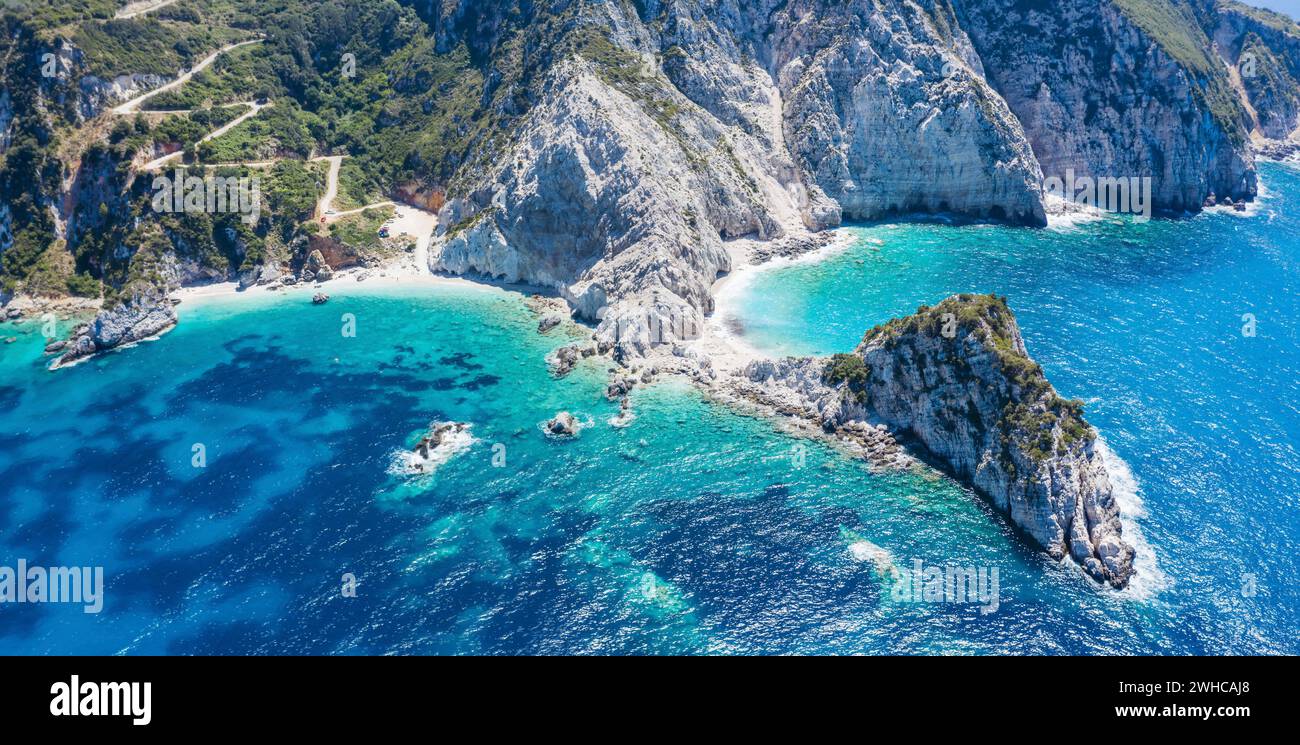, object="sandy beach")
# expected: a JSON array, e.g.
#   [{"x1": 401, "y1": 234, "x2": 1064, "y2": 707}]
[
  {"x1": 172, "y1": 204, "x2": 497, "y2": 311},
  {"x1": 171, "y1": 262, "x2": 506, "y2": 311},
  {"x1": 691, "y1": 228, "x2": 860, "y2": 374},
  {"x1": 174, "y1": 218, "x2": 864, "y2": 380}
]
